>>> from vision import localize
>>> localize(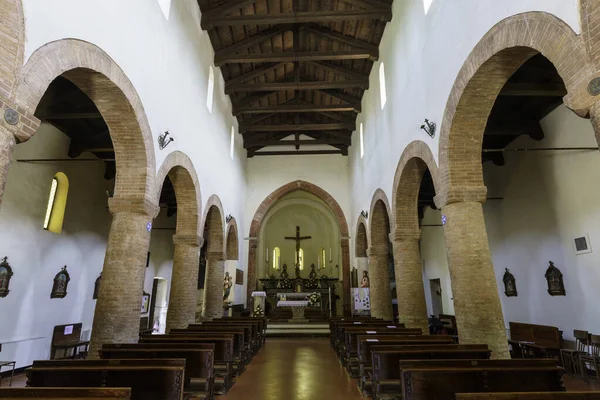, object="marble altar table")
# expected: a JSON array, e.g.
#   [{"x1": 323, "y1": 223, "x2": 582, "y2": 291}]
[{"x1": 277, "y1": 300, "x2": 309, "y2": 321}]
